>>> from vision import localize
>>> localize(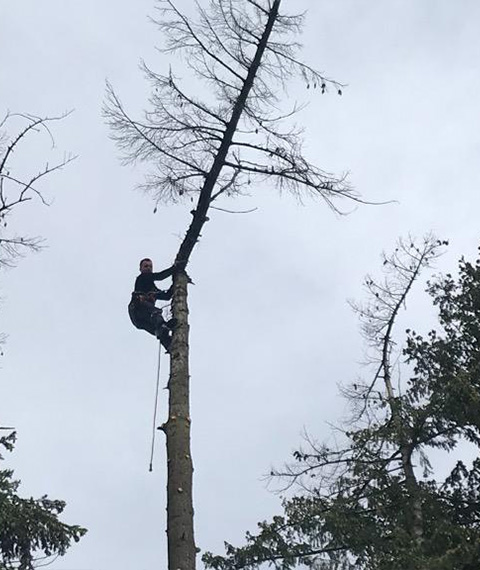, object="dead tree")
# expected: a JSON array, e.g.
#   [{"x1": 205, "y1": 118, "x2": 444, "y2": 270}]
[
  {"x1": 0, "y1": 112, "x2": 74, "y2": 267},
  {"x1": 105, "y1": 1, "x2": 360, "y2": 568},
  {"x1": 0, "y1": 111, "x2": 73, "y2": 351},
  {"x1": 350, "y1": 235, "x2": 446, "y2": 546}
]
